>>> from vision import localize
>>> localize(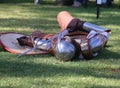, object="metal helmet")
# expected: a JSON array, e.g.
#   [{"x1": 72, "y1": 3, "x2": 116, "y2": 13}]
[{"x1": 54, "y1": 36, "x2": 80, "y2": 61}]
